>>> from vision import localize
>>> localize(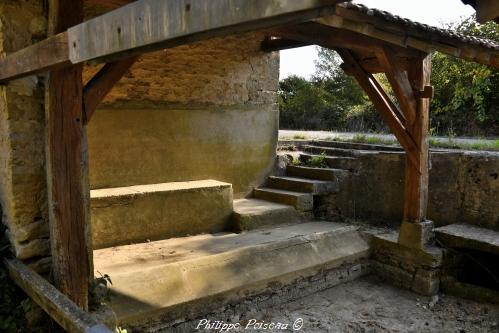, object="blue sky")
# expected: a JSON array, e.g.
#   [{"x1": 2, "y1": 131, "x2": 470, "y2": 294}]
[{"x1": 279, "y1": 0, "x2": 476, "y2": 79}]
